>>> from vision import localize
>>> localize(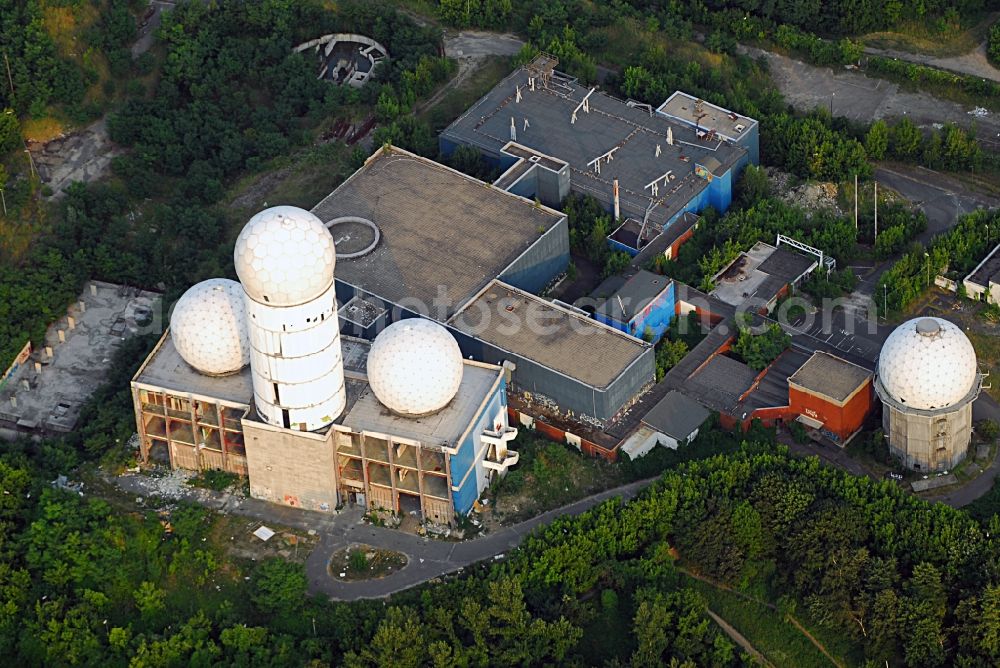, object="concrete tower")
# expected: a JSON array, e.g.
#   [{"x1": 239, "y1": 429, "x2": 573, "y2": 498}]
[
  {"x1": 234, "y1": 206, "x2": 346, "y2": 431},
  {"x1": 874, "y1": 317, "x2": 982, "y2": 471}
]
